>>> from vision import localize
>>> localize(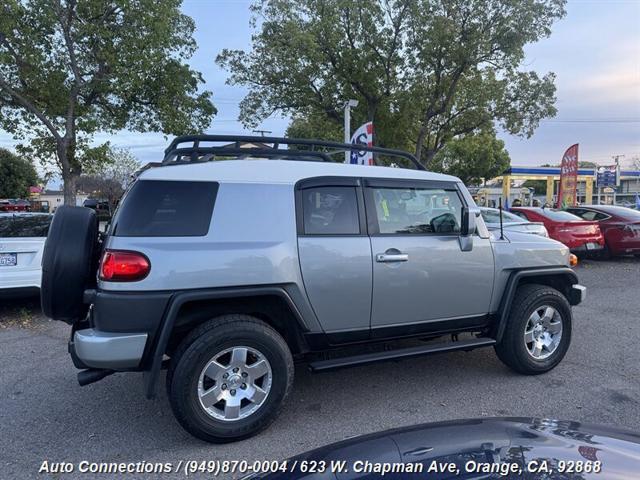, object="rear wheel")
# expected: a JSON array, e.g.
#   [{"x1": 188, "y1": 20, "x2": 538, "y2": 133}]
[
  {"x1": 495, "y1": 284, "x2": 572, "y2": 375},
  {"x1": 167, "y1": 315, "x2": 294, "y2": 443}
]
